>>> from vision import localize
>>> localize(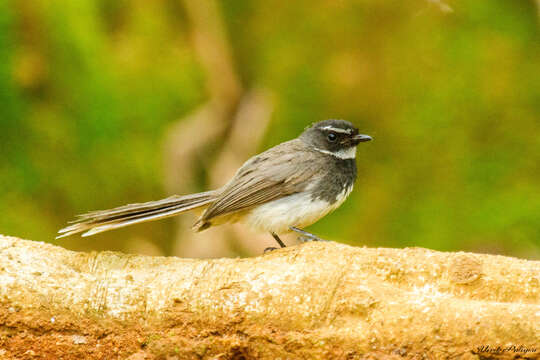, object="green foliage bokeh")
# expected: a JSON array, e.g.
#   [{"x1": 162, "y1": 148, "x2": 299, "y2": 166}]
[{"x1": 1, "y1": 0, "x2": 539, "y2": 258}]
